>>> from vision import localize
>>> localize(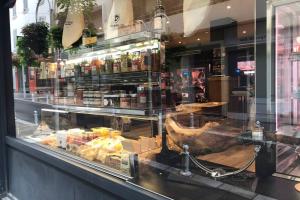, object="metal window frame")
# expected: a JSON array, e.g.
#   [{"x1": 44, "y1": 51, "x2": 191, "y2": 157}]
[{"x1": 0, "y1": 1, "x2": 16, "y2": 196}]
